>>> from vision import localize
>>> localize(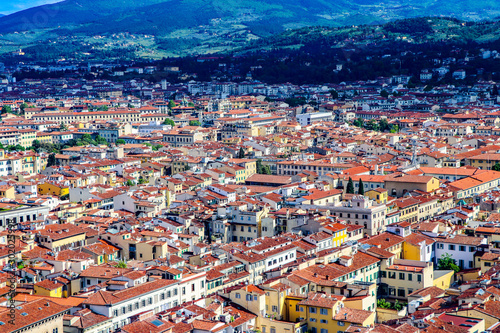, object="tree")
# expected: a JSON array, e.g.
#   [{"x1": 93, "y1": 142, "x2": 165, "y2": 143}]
[
  {"x1": 163, "y1": 118, "x2": 175, "y2": 127},
  {"x1": 492, "y1": 85, "x2": 499, "y2": 96},
  {"x1": 330, "y1": 90, "x2": 339, "y2": 99},
  {"x1": 262, "y1": 165, "x2": 272, "y2": 175},
  {"x1": 437, "y1": 253, "x2": 460, "y2": 272},
  {"x1": 358, "y1": 179, "x2": 364, "y2": 195},
  {"x1": 390, "y1": 124, "x2": 400, "y2": 133},
  {"x1": 493, "y1": 163, "x2": 500, "y2": 172},
  {"x1": 365, "y1": 119, "x2": 380, "y2": 132},
  {"x1": 116, "y1": 139, "x2": 126, "y2": 145},
  {"x1": 20, "y1": 103, "x2": 28, "y2": 115},
  {"x1": 353, "y1": 117, "x2": 364, "y2": 128},
  {"x1": 1, "y1": 105, "x2": 12, "y2": 114},
  {"x1": 95, "y1": 135, "x2": 107, "y2": 145},
  {"x1": 346, "y1": 177, "x2": 355, "y2": 194},
  {"x1": 114, "y1": 260, "x2": 127, "y2": 268},
  {"x1": 32, "y1": 140, "x2": 41, "y2": 151},
  {"x1": 256, "y1": 159, "x2": 263, "y2": 174},
  {"x1": 152, "y1": 144, "x2": 163, "y2": 151},
  {"x1": 238, "y1": 147, "x2": 245, "y2": 159},
  {"x1": 377, "y1": 299, "x2": 391, "y2": 309},
  {"x1": 138, "y1": 177, "x2": 148, "y2": 184},
  {"x1": 125, "y1": 179, "x2": 135, "y2": 186},
  {"x1": 59, "y1": 122, "x2": 68, "y2": 131},
  {"x1": 189, "y1": 120, "x2": 201, "y2": 126},
  {"x1": 380, "y1": 90, "x2": 389, "y2": 98},
  {"x1": 168, "y1": 100, "x2": 176, "y2": 109},
  {"x1": 47, "y1": 153, "x2": 57, "y2": 167},
  {"x1": 379, "y1": 118, "x2": 390, "y2": 132}
]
